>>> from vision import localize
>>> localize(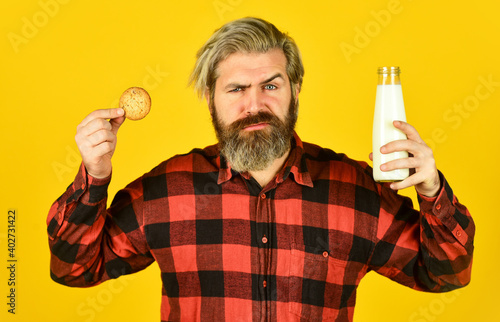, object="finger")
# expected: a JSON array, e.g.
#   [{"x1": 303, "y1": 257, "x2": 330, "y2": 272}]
[
  {"x1": 82, "y1": 141, "x2": 115, "y2": 165},
  {"x1": 380, "y1": 156, "x2": 419, "y2": 172},
  {"x1": 86, "y1": 129, "x2": 116, "y2": 148},
  {"x1": 368, "y1": 152, "x2": 373, "y2": 161},
  {"x1": 389, "y1": 171, "x2": 427, "y2": 191},
  {"x1": 78, "y1": 117, "x2": 113, "y2": 138},
  {"x1": 393, "y1": 121, "x2": 424, "y2": 144},
  {"x1": 91, "y1": 141, "x2": 115, "y2": 159},
  {"x1": 381, "y1": 139, "x2": 421, "y2": 155},
  {"x1": 79, "y1": 108, "x2": 125, "y2": 128},
  {"x1": 76, "y1": 132, "x2": 114, "y2": 157}
]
